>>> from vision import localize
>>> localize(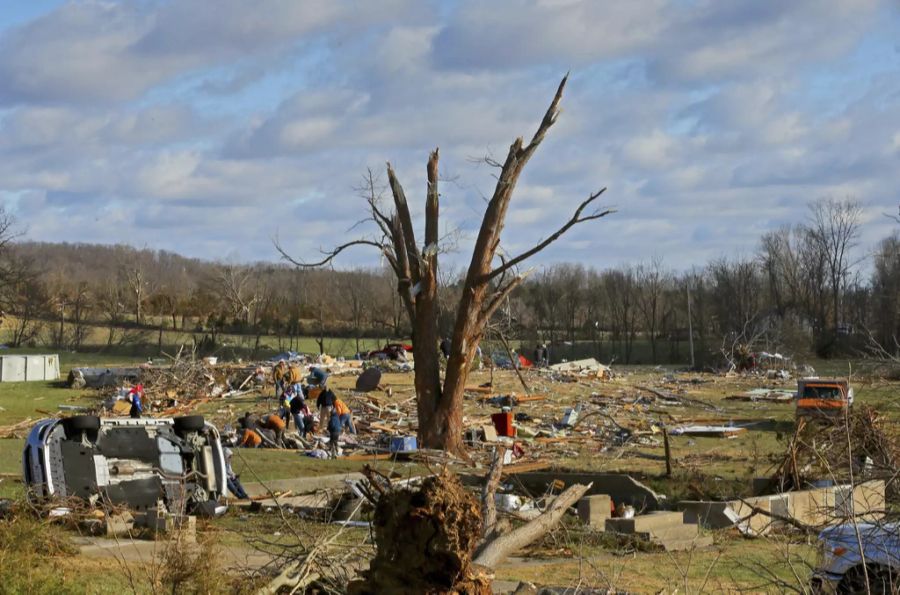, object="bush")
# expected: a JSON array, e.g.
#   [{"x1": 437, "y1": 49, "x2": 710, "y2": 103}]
[{"x1": 0, "y1": 506, "x2": 77, "y2": 594}]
